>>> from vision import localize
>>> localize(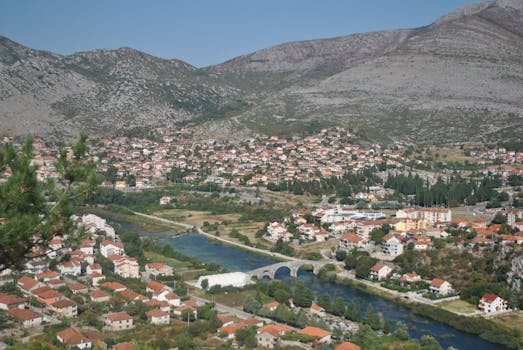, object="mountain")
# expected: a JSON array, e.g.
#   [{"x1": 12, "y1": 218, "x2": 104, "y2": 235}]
[
  {"x1": 0, "y1": 36, "x2": 240, "y2": 138},
  {"x1": 1, "y1": 0, "x2": 522, "y2": 143}
]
